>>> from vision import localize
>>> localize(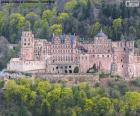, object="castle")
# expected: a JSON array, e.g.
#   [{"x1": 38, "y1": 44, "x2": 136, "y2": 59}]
[{"x1": 7, "y1": 30, "x2": 140, "y2": 78}]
